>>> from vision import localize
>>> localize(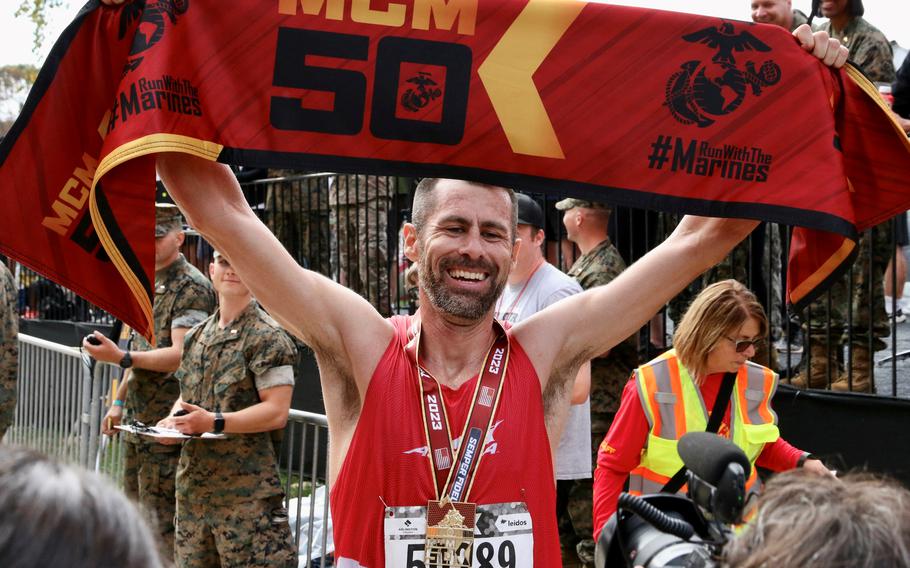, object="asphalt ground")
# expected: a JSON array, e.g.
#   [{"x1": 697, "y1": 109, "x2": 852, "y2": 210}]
[{"x1": 773, "y1": 316, "x2": 910, "y2": 399}]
